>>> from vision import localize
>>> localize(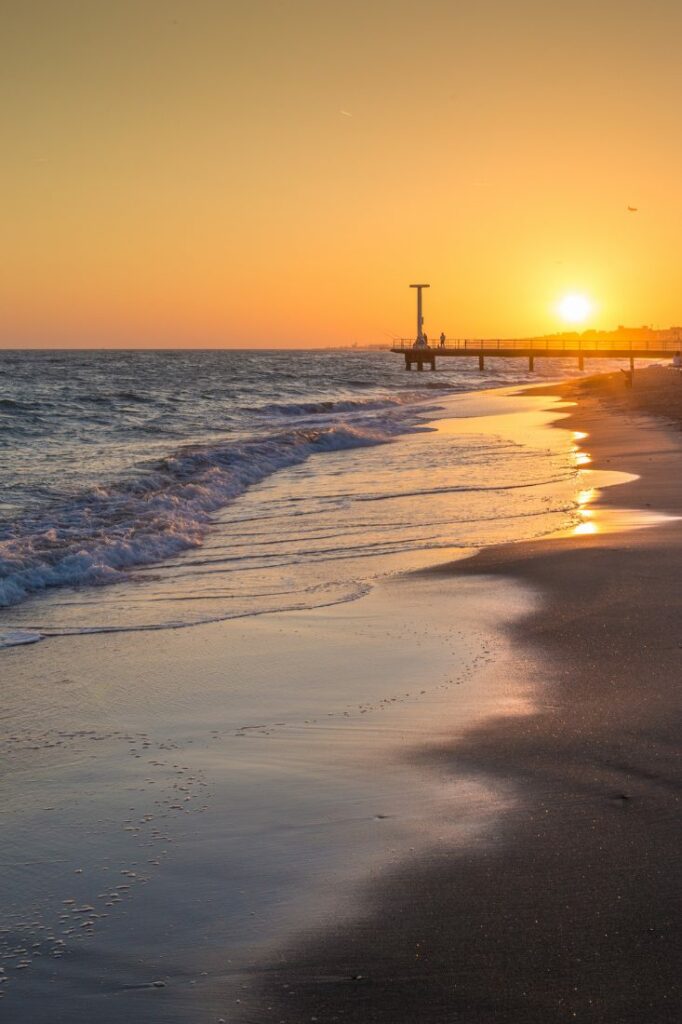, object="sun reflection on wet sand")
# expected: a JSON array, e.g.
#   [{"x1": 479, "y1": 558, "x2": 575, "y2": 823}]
[
  {"x1": 574, "y1": 515, "x2": 598, "y2": 536},
  {"x1": 565, "y1": 436, "x2": 678, "y2": 537},
  {"x1": 573, "y1": 431, "x2": 591, "y2": 466},
  {"x1": 570, "y1": 505, "x2": 677, "y2": 535},
  {"x1": 434, "y1": 392, "x2": 678, "y2": 540}
]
